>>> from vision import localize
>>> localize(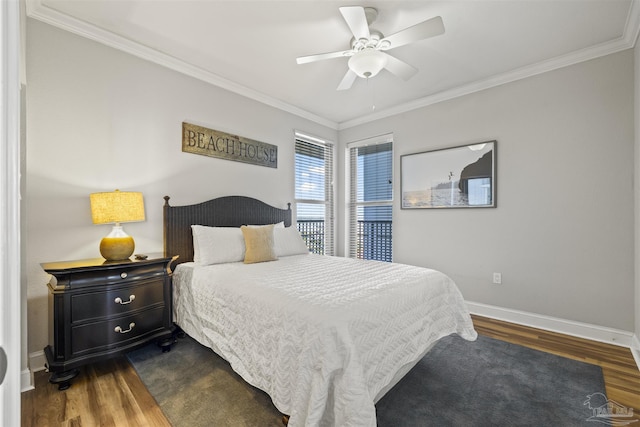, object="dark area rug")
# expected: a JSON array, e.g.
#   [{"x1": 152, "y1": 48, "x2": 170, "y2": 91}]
[
  {"x1": 127, "y1": 334, "x2": 607, "y2": 427},
  {"x1": 376, "y1": 334, "x2": 607, "y2": 427}
]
